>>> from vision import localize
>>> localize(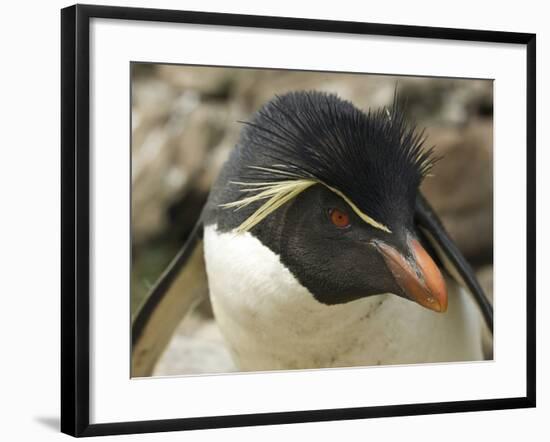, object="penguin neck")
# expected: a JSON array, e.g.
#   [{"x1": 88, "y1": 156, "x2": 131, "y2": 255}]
[{"x1": 203, "y1": 224, "x2": 395, "y2": 367}]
